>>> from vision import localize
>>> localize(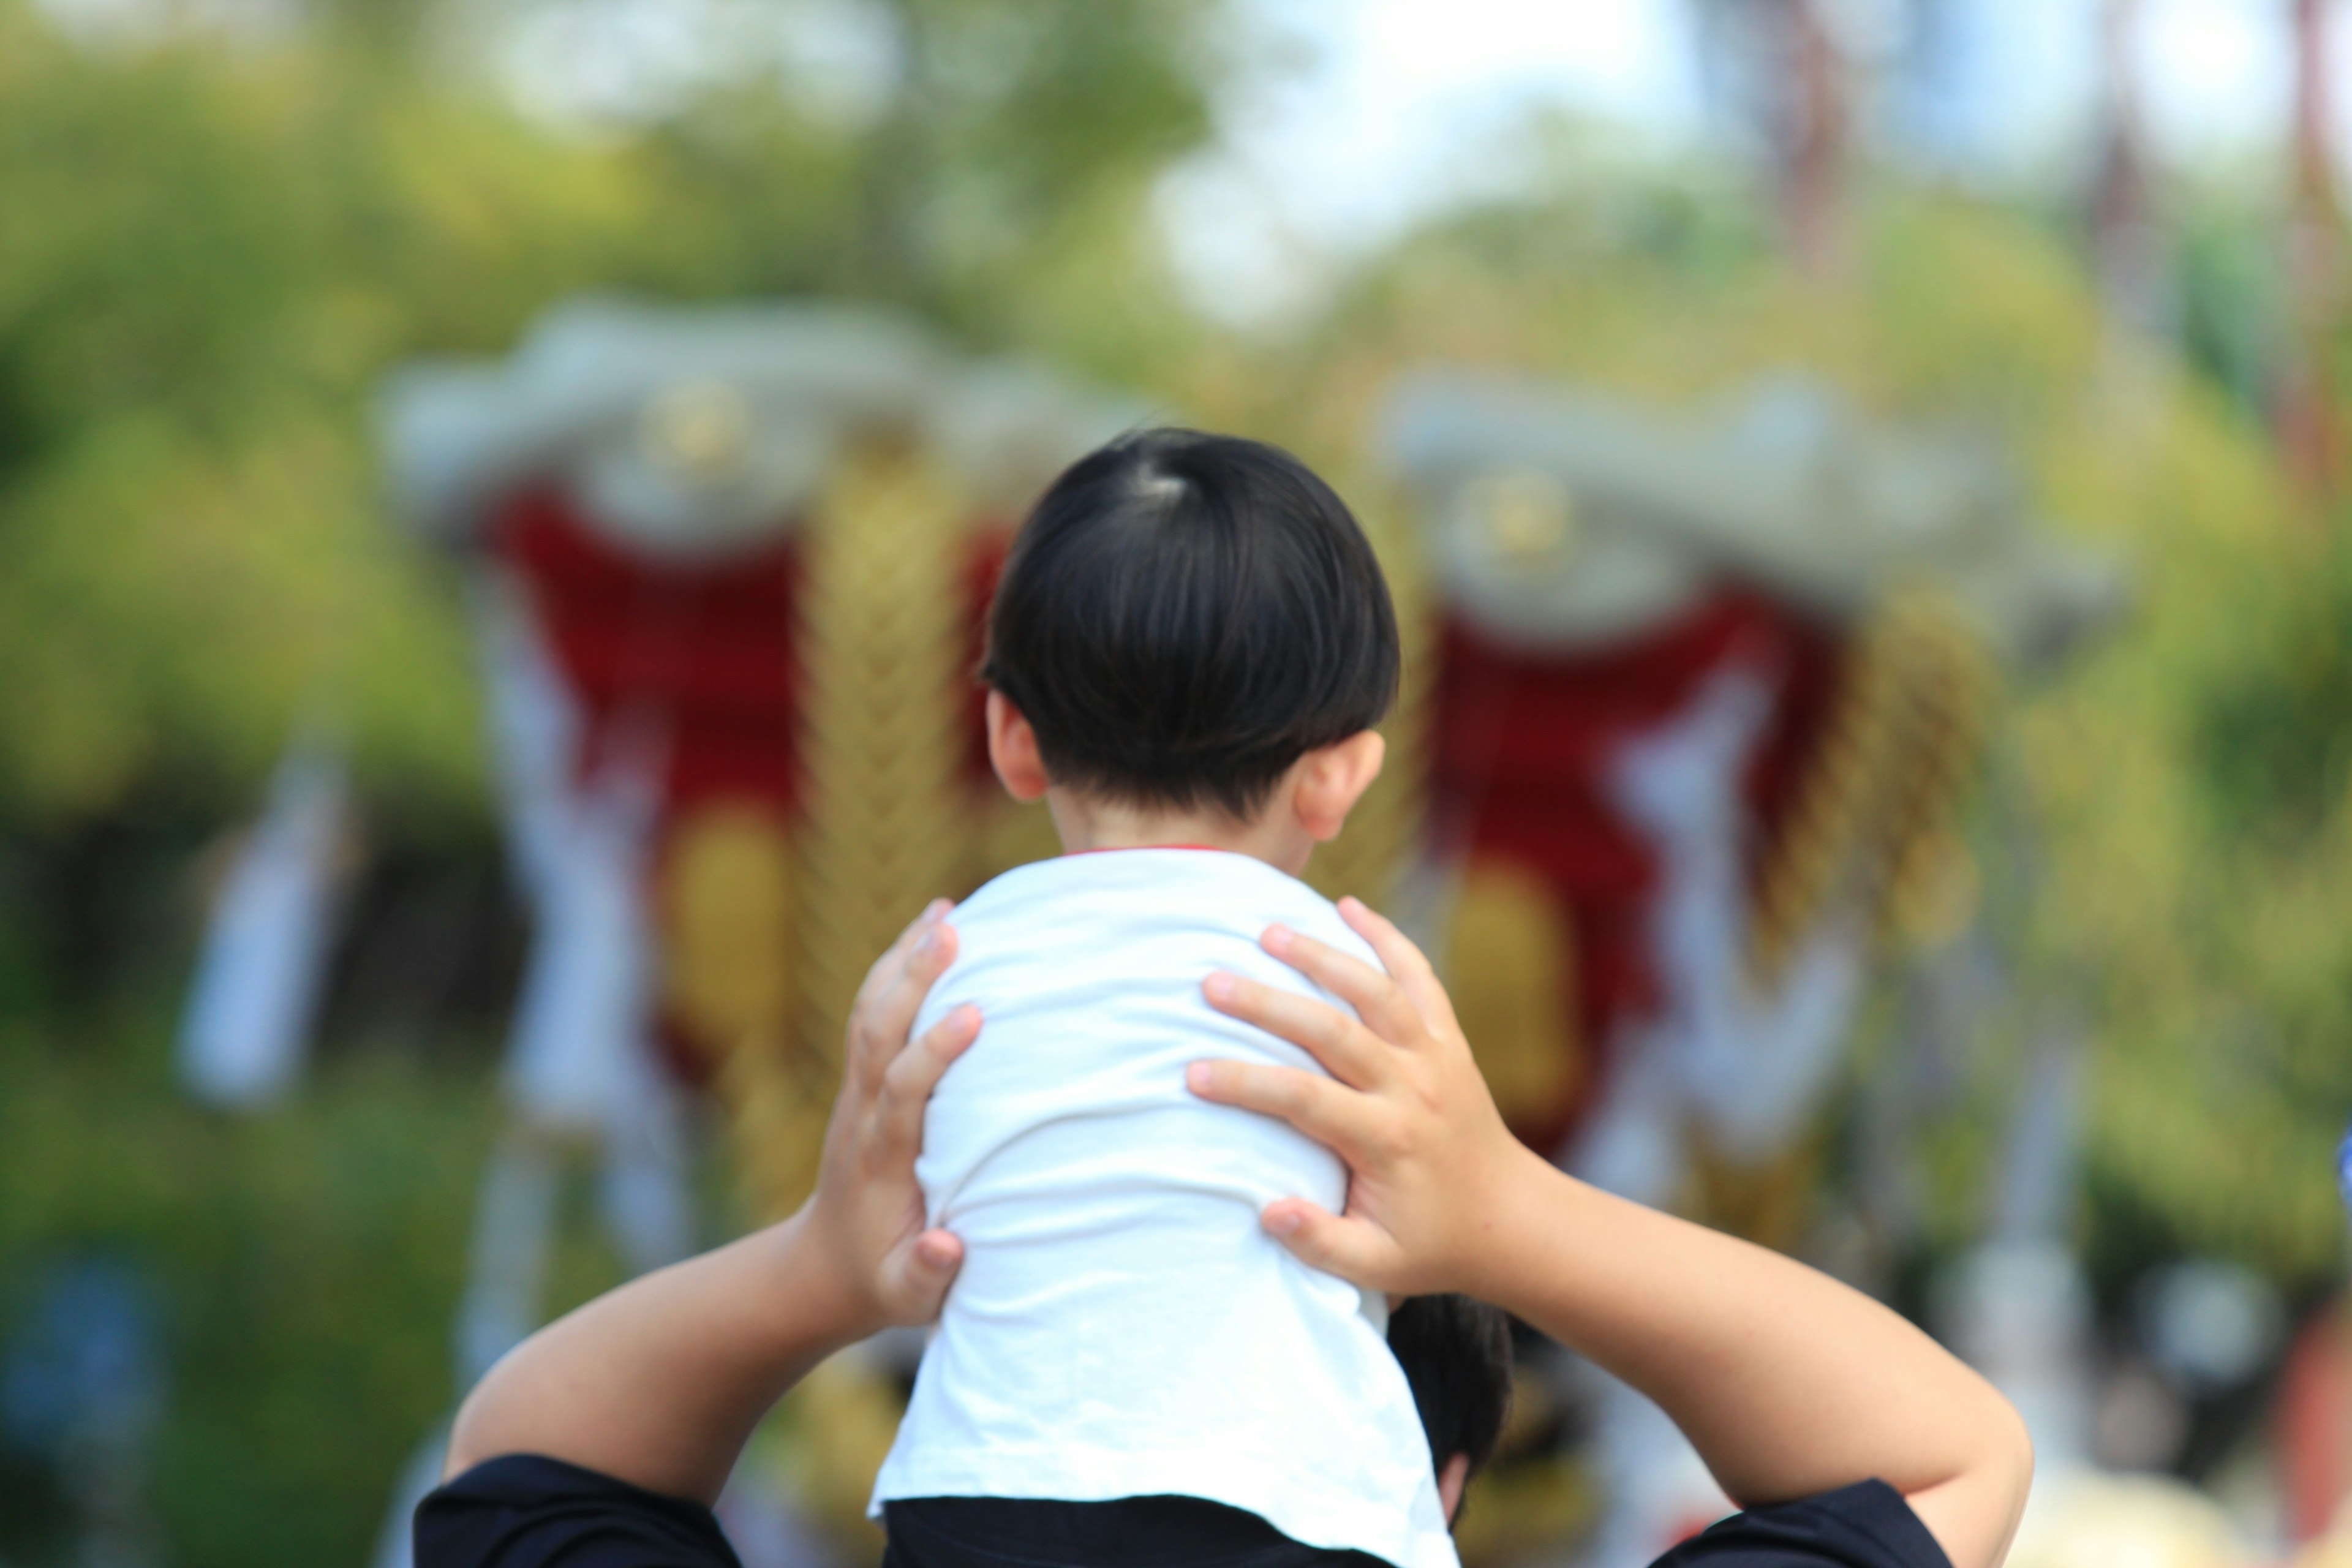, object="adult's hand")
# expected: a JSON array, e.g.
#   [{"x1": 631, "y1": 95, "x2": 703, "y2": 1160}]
[
  {"x1": 801, "y1": 897, "x2": 981, "y2": 1337},
  {"x1": 1187, "y1": 897, "x2": 1550, "y2": 1302}
]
